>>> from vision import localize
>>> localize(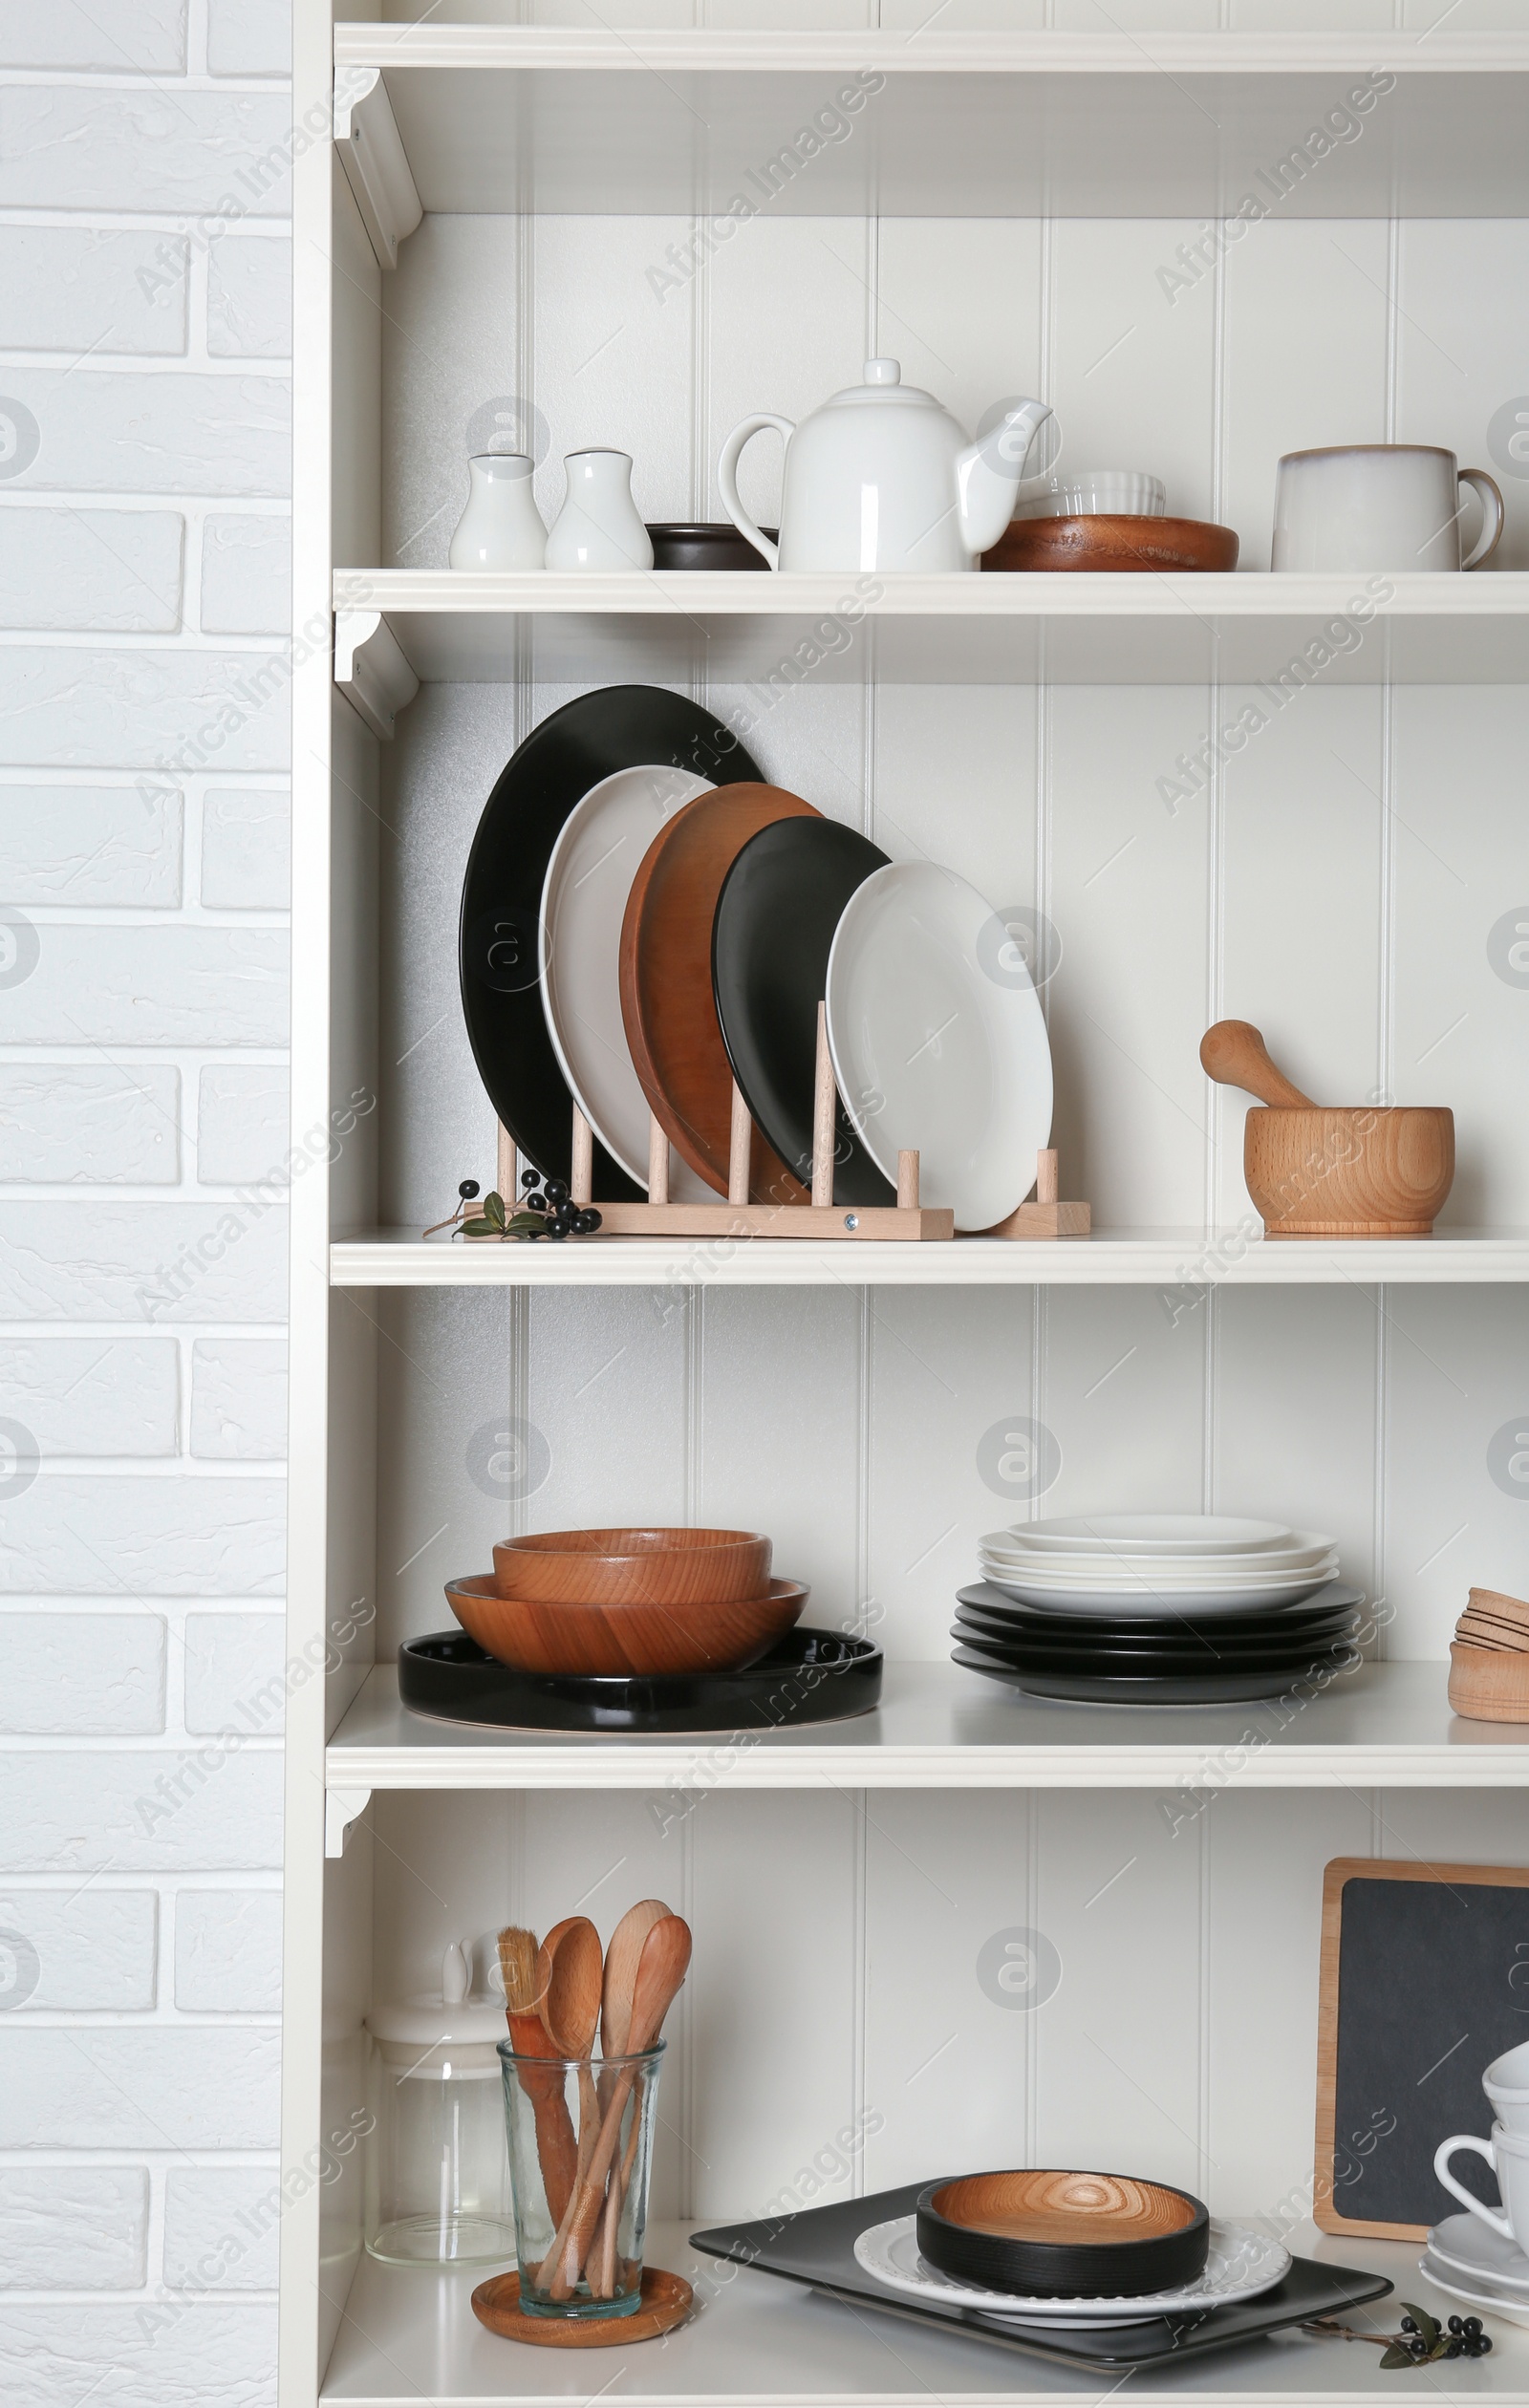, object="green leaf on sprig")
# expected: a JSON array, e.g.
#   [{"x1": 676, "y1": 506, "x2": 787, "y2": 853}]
[
  {"x1": 460, "y1": 1216, "x2": 497, "y2": 1237},
  {"x1": 1400, "y1": 2305, "x2": 1439, "y2": 2350},
  {"x1": 484, "y1": 1190, "x2": 506, "y2": 1231},
  {"x1": 506, "y1": 1212, "x2": 547, "y2": 1234},
  {"x1": 1380, "y1": 2347, "x2": 1415, "y2": 2370}
]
